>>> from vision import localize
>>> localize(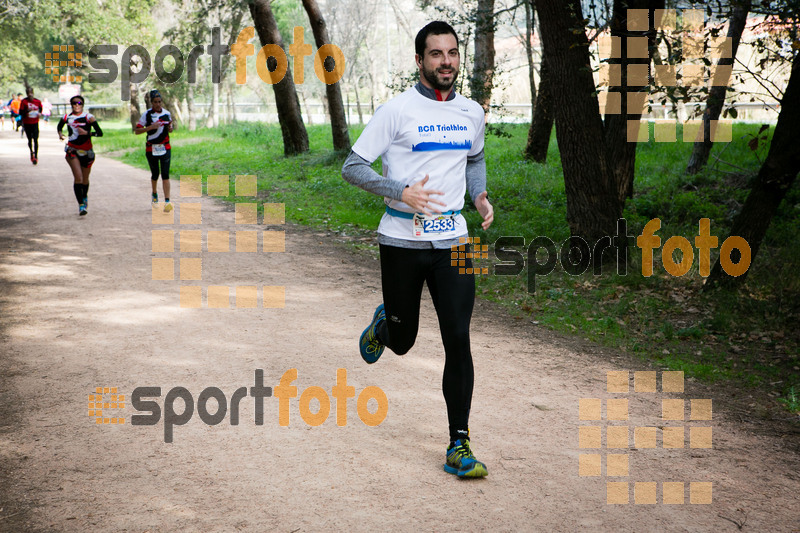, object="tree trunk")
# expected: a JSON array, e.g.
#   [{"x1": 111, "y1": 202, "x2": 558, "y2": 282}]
[
  {"x1": 524, "y1": 0, "x2": 537, "y2": 116},
  {"x1": 686, "y1": 0, "x2": 751, "y2": 174},
  {"x1": 187, "y1": 84, "x2": 196, "y2": 131},
  {"x1": 354, "y1": 76, "x2": 363, "y2": 124},
  {"x1": 228, "y1": 82, "x2": 237, "y2": 123},
  {"x1": 524, "y1": 53, "x2": 553, "y2": 163},
  {"x1": 249, "y1": 0, "x2": 309, "y2": 156},
  {"x1": 166, "y1": 93, "x2": 183, "y2": 126},
  {"x1": 470, "y1": 0, "x2": 495, "y2": 113},
  {"x1": 704, "y1": 53, "x2": 800, "y2": 290},
  {"x1": 300, "y1": 91, "x2": 312, "y2": 125},
  {"x1": 602, "y1": 0, "x2": 664, "y2": 204},
  {"x1": 301, "y1": 0, "x2": 351, "y2": 152},
  {"x1": 208, "y1": 82, "x2": 219, "y2": 128},
  {"x1": 129, "y1": 81, "x2": 140, "y2": 132},
  {"x1": 535, "y1": 0, "x2": 620, "y2": 246}
]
